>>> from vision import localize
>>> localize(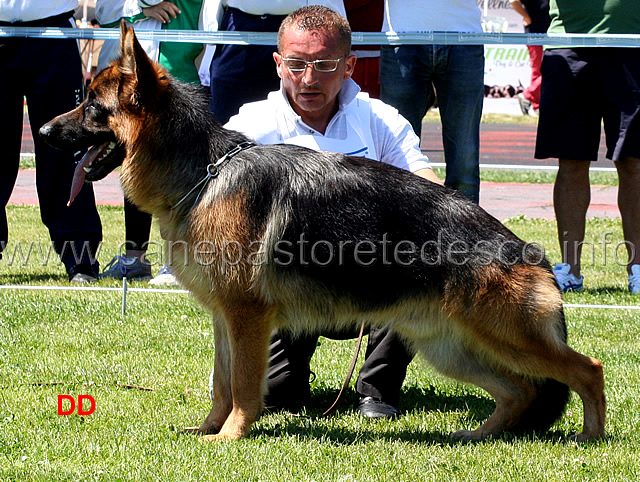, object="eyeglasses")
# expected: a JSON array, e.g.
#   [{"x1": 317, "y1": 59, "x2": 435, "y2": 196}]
[{"x1": 281, "y1": 56, "x2": 346, "y2": 72}]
